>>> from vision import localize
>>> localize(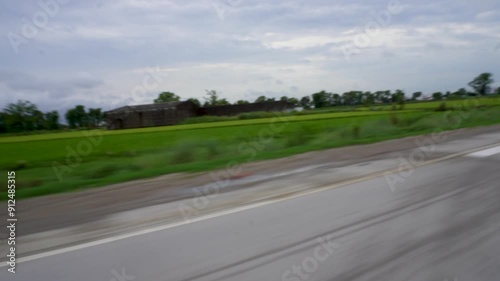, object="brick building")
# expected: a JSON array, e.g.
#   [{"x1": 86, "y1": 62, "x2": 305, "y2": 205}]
[
  {"x1": 105, "y1": 100, "x2": 295, "y2": 130},
  {"x1": 104, "y1": 101, "x2": 198, "y2": 130}
]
